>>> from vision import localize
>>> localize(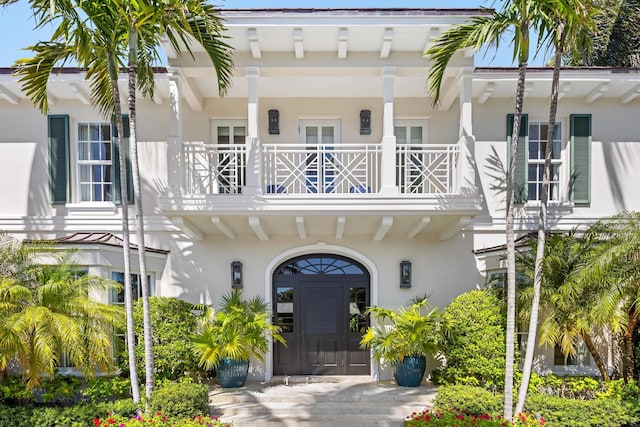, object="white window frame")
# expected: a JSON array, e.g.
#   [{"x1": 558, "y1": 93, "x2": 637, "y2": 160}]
[
  {"x1": 211, "y1": 120, "x2": 247, "y2": 145},
  {"x1": 74, "y1": 120, "x2": 114, "y2": 204},
  {"x1": 525, "y1": 119, "x2": 568, "y2": 204},
  {"x1": 393, "y1": 119, "x2": 429, "y2": 145}
]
